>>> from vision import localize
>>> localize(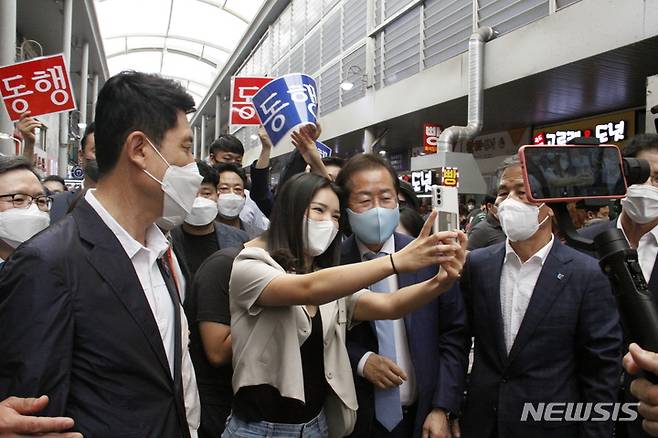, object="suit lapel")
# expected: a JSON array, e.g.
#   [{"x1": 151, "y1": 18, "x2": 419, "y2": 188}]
[
  {"x1": 74, "y1": 200, "x2": 173, "y2": 381},
  {"x1": 157, "y1": 258, "x2": 191, "y2": 438},
  {"x1": 481, "y1": 245, "x2": 509, "y2": 367},
  {"x1": 320, "y1": 300, "x2": 338, "y2": 341},
  {"x1": 506, "y1": 241, "x2": 572, "y2": 366}
]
